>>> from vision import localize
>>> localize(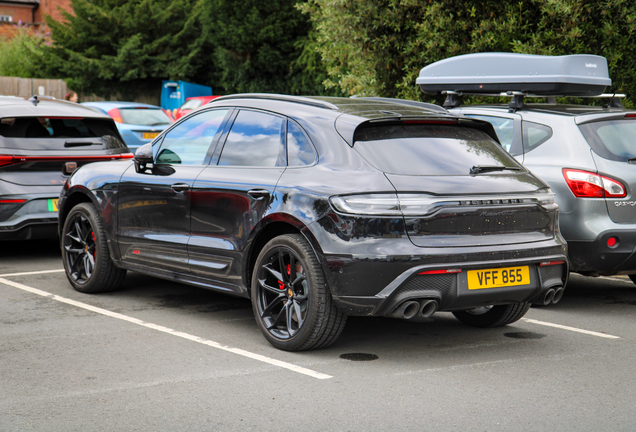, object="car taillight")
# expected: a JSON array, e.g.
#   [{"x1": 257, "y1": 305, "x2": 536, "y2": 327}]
[
  {"x1": 0, "y1": 154, "x2": 134, "y2": 167},
  {"x1": 108, "y1": 108, "x2": 123, "y2": 123},
  {"x1": 419, "y1": 269, "x2": 462, "y2": 275},
  {"x1": 563, "y1": 169, "x2": 626, "y2": 198}
]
